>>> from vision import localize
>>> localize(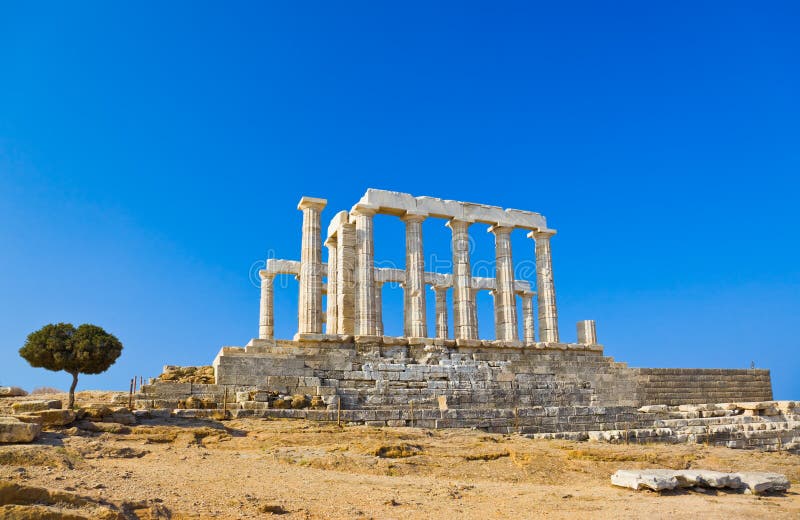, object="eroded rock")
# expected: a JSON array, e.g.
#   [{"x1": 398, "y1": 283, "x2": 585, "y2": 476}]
[
  {"x1": 610, "y1": 469, "x2": 678, "y2": 491},
  {"x1": 0, "y1": 416, "x2": 41, "y2": 443},
  {"x1": 11, "y1": 400, "x2": 62, "y2": 414}
]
